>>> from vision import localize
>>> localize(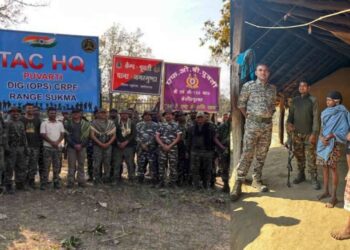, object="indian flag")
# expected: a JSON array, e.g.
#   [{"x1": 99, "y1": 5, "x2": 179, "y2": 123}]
[{"x1": 23, "y1": 35, "x2": 57, "y2": 48}]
